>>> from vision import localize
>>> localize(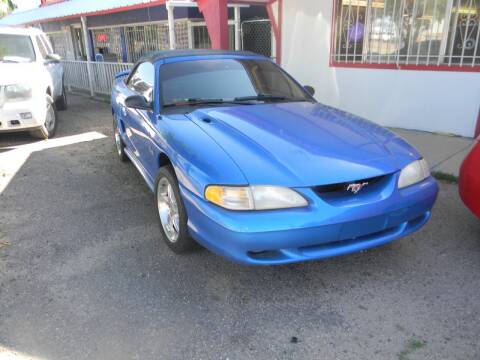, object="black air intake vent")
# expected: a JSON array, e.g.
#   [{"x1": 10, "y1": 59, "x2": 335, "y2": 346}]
[{"x1": 313, "y1": 174, "x2": 394, "y2": 206}]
